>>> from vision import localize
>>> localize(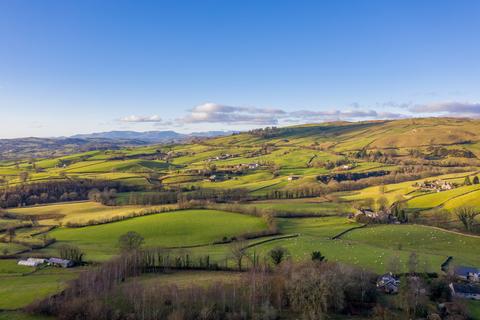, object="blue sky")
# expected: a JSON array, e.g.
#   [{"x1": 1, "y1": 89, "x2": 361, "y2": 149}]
[{"x1": 0, "y1": 0, "x2": 479, "y2": 138}]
